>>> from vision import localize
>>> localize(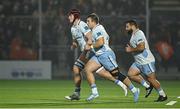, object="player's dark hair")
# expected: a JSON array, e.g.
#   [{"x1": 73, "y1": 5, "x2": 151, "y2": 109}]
[
  {"x1": 68, "y1": 9, "x2": 80, "y2": 19},
  {"x1": 125, "y1": 19, "x2": 139, "y2": 28},
  {"x1": 87, "y1": 13, "x2": 99, "y2": 24}
]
